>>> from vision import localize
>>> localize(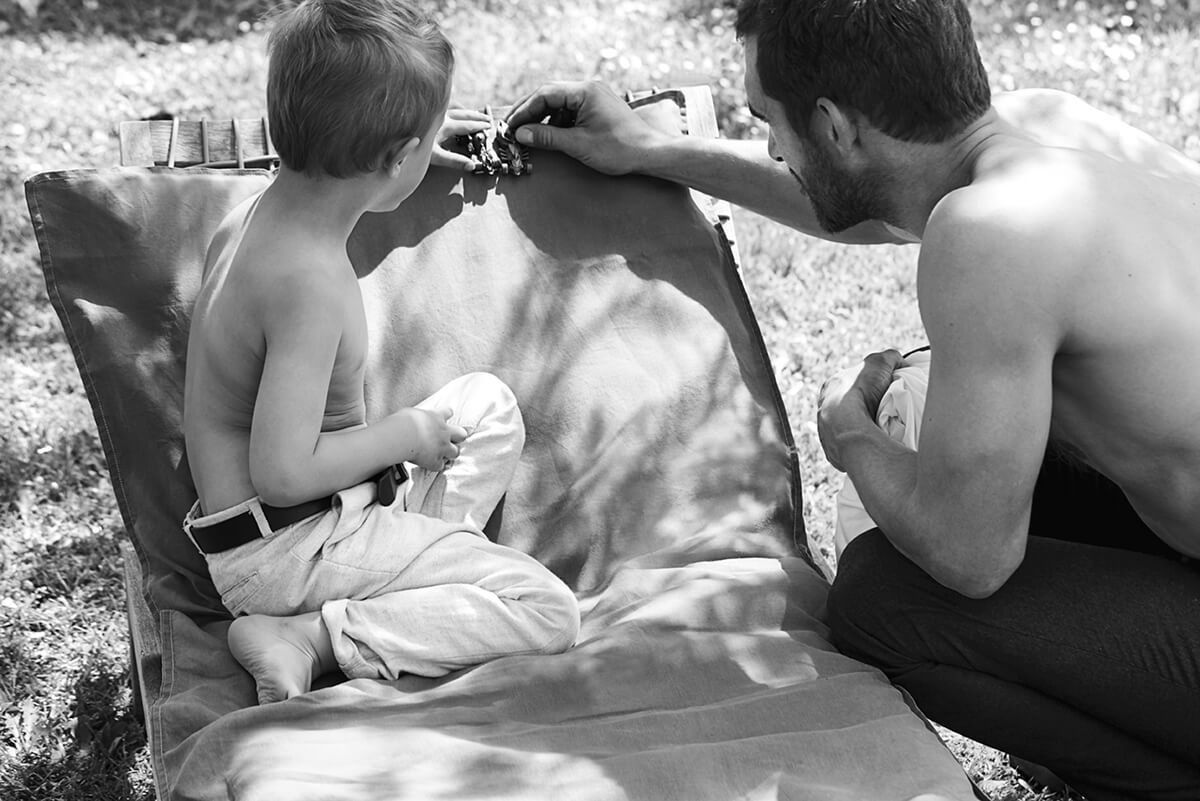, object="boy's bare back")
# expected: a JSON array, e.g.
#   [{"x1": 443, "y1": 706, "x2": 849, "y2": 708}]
[
  {"x1": 184, "y1": 190, "x2": 370, "y2": 516},
  {"x1": 177, "y1": 0, "x2": 586, "y2": 708},
  {"x1": 181, "y1": 0, "x2": 482, "y2": 525}
]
